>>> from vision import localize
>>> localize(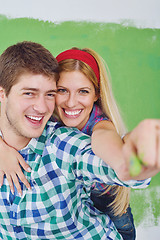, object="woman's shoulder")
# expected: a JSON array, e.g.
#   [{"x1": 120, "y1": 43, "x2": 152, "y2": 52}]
[{"x1": 81, "y1": 104, "x2": 109, "y2": 135}]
